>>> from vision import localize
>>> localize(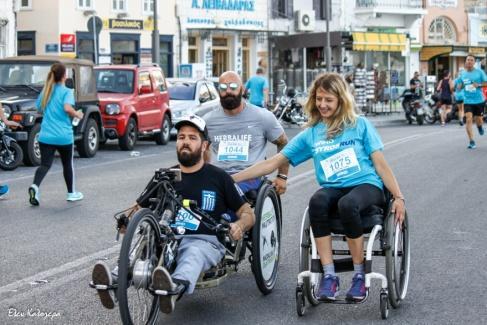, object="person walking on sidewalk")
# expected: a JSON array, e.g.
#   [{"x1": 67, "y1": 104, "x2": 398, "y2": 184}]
[
  {"x1": 244, "y1": 68, "x2": 269, "y2": 108},
  {"x1": 436, "y1": 70, "x2": 454, "y2": 126},
  {"x1": 28, "y1": 63, "x2": 84, "y2": 205},
  {"x1": 457, "y1": 54, "x2": 487, "y2": 149}
]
